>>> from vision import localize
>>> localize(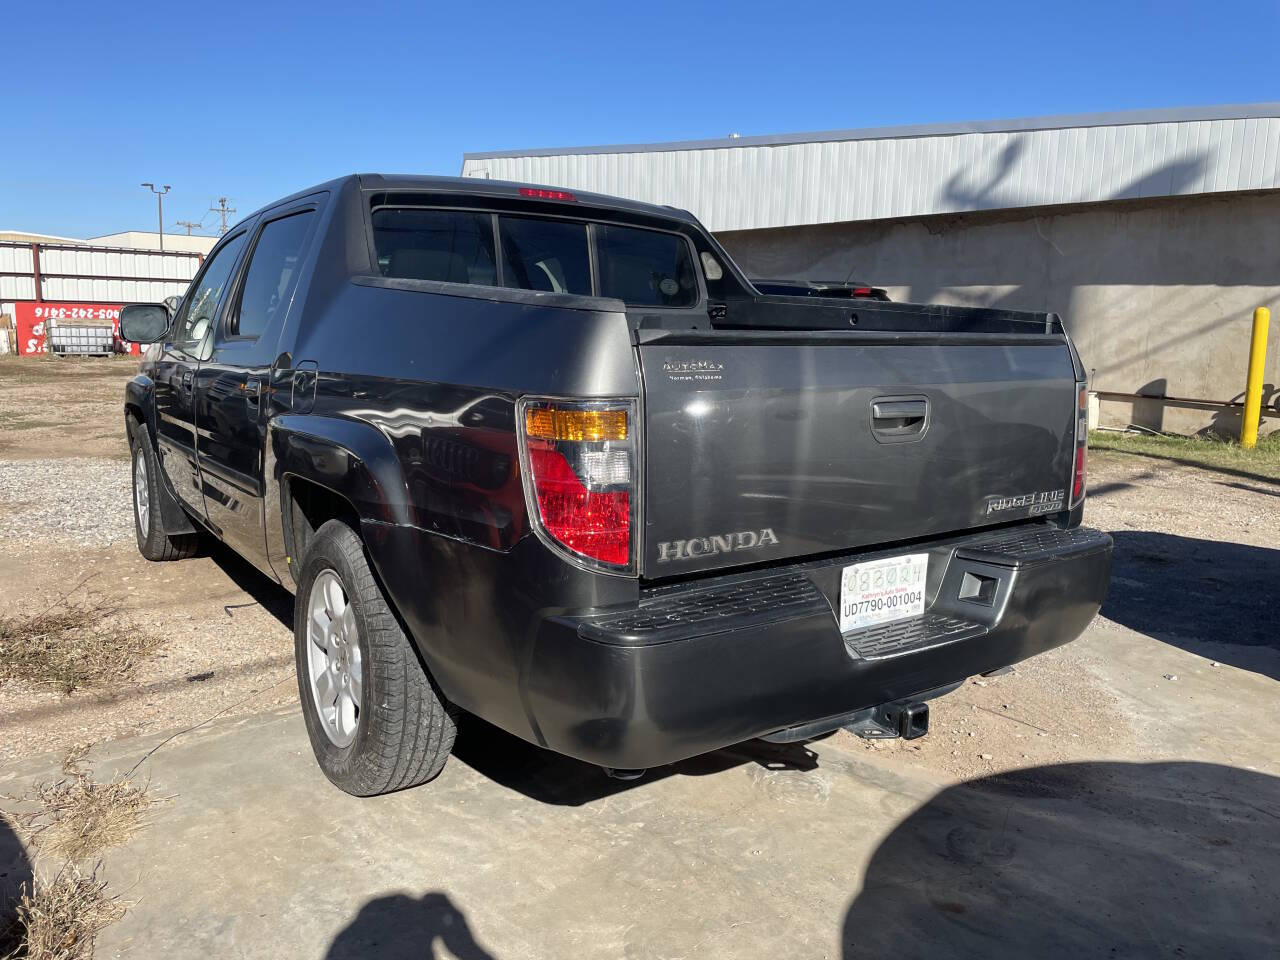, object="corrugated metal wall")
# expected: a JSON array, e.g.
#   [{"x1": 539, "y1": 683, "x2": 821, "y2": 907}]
[
  {"x1": 462, "y1": 115, "x2": 1280, "y2": 232},
  {"x1": 0, "y1": 242, "x2": 199, "y2": 311}
]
